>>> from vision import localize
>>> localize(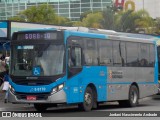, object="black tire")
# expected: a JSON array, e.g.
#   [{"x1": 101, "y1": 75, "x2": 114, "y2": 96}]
[
  {"x1": 34, "y1": 103, "x2": 48, "y2": 112},
  {"x1": 119, "y1": 85, "x2": 139, "y2": 107},
  {"x1": 128, "y1": 85, "x2": 139, "y2": 107},
  {"x1": 78, "y1": 87, "x2": 93, "y2": 111}
]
